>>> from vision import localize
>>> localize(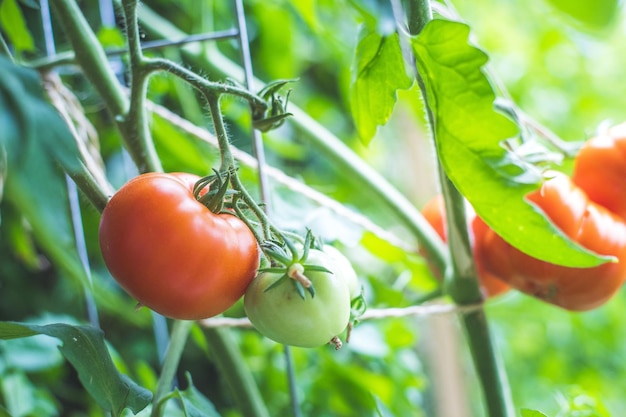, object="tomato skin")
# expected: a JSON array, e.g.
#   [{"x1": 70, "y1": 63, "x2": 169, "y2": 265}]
[
  {"x1": 572, "y1": 122, "x2": 626, "y2": 220},
  {"x1": 479, "y1": 173, "x2": 626, "y2": 311},
  {"x1": 244, "y1": 249, "x2": 351, "y2": 348},
  {"x1": 322, "y1": 245, "x2": 360, "y2": 300},
  {"x1": 99, "y1": 172, "x2": 260, "y2": 320},
  {"x1": 420, "y1": 195, "x2": 509, "y2": 298}
]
